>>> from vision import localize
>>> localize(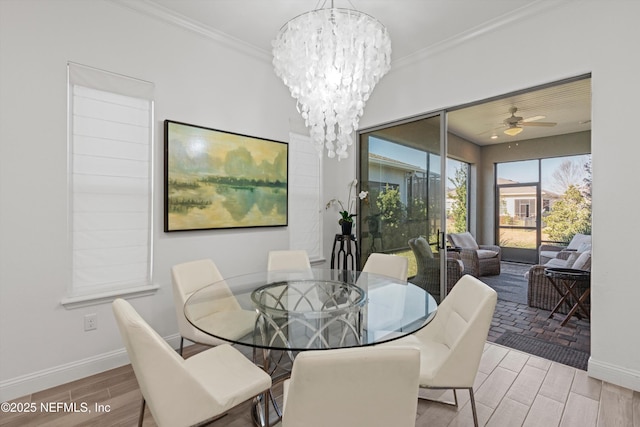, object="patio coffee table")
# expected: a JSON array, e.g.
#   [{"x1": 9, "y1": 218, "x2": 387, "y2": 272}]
[{"x1": 544, "y1": 267, "x2": 591, "y2": 327}]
